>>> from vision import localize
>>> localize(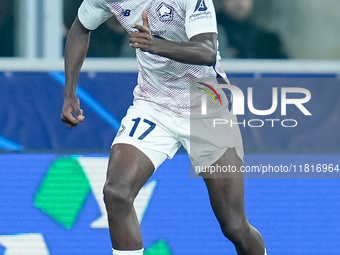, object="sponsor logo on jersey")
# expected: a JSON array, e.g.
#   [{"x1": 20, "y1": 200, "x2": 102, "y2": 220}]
[
  {"x1": 156, "y1": 2, "x2": 174, "y2": 22},
  {"x1": 122, "y1": 9, "x2": 131, "y2": 17},
  {"x1": 194, "y1": 0, "x2": 208, "y2": 12},
  {"x1": 189, "y1": 0, "x2": 212, "y2": 23}
]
